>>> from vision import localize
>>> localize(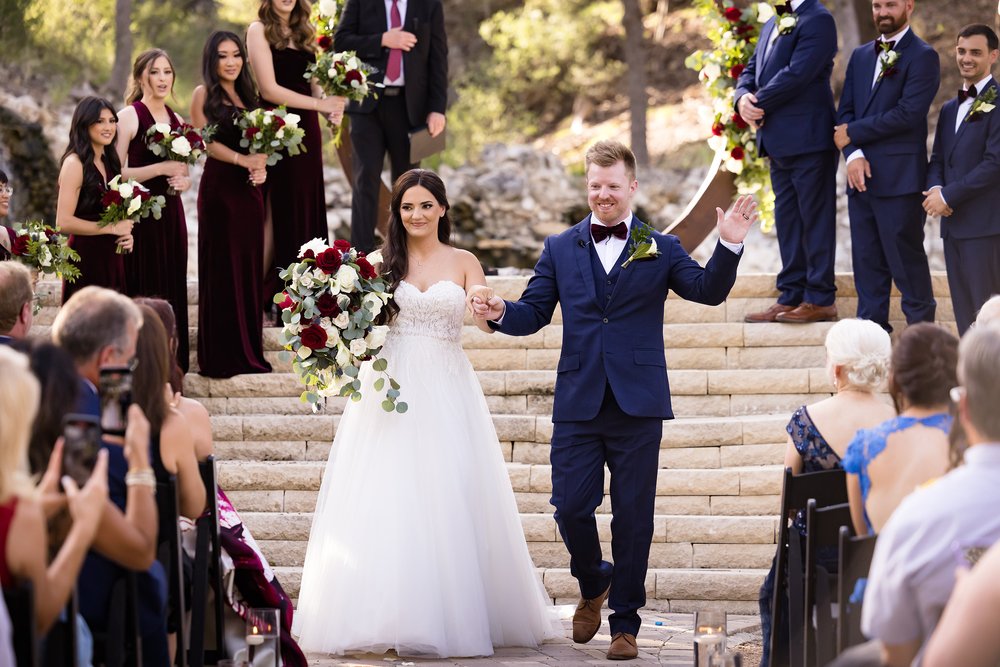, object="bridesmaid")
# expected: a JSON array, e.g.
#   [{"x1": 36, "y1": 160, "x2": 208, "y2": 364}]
[
  {"x1": 247, "y1": 0, "x2": 345, "y2": 309},
  {"x1": 56, "y1": 97, "x2": 135, "y2": 303},
  {"x1": 190, "y1": 31, "x2": 272, "y2": 378},
  {"x1": 116, "y1": 49, "x2": 192, "y2": 373}
]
